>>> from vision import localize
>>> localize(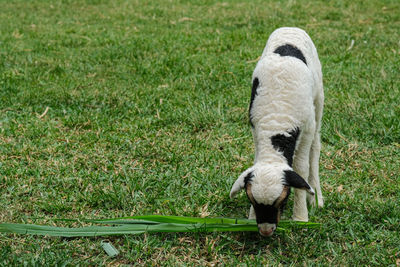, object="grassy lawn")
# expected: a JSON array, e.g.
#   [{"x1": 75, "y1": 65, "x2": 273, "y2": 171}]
[{"x1": 1, "y1": 0, "x2": 399, "y2": 265}]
